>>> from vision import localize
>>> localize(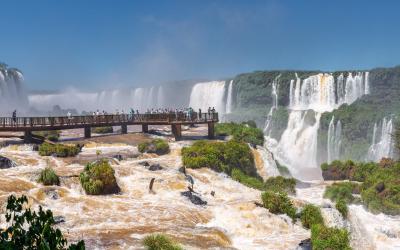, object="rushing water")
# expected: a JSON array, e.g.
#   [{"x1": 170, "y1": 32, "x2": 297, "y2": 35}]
[
  {"x1": 327, "y1": 116, "x2": 342, "y2": 163},
  {"x1": 266, "y1": 72, "x2": 369, "y2": 181},
  {"x1": 225, "y1": 80, "x2": 234, "y2": 114},
  {"x1": 0, "y1": 66, "x2": 27, "y2": 115},
  {"x1": 188, "y1": 81, "x2": 227, "y2": 114},
  {"x1": 367, "y1": 116, "x2": 394, "y2": 161},
  {"x1": 263, "y1": 75, "x2": 280, "y2": 135}
]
